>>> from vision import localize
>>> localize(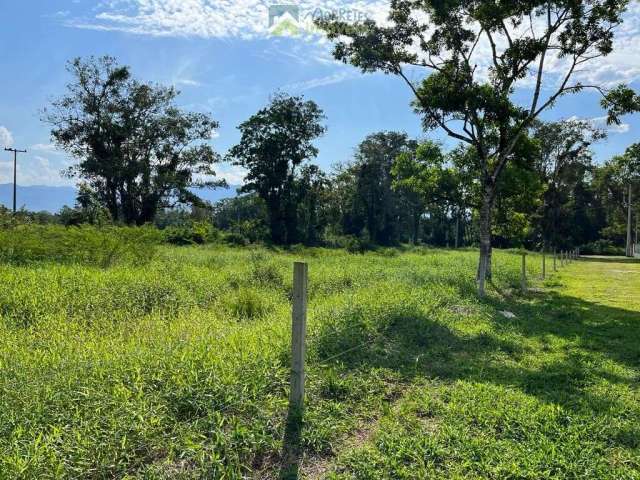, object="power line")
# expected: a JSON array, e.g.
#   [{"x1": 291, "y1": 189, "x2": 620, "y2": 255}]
[{"x1": 4, "y1": 147, "x2": 27, "y2": 213}]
